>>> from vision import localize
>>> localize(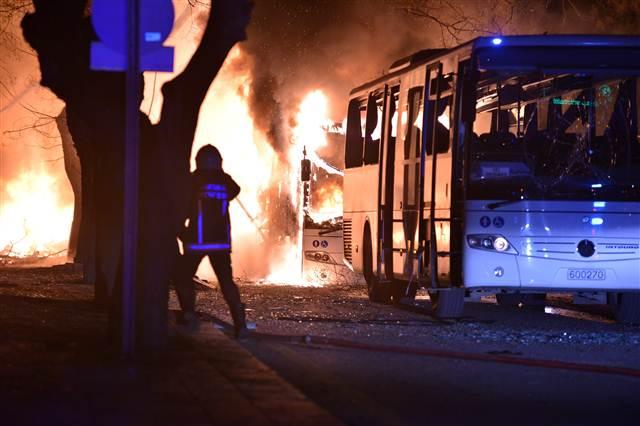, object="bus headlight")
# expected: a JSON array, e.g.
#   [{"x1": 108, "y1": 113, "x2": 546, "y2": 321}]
[
  {"x1": 305, "y1": 251, "x2": 334, "y2": 264},
  {"x1": 492, "y1": 237, "x2": 509, "y2": 252},
  {"x1": 467, "y1": 234, "x2": 517, "y2": 254}
]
